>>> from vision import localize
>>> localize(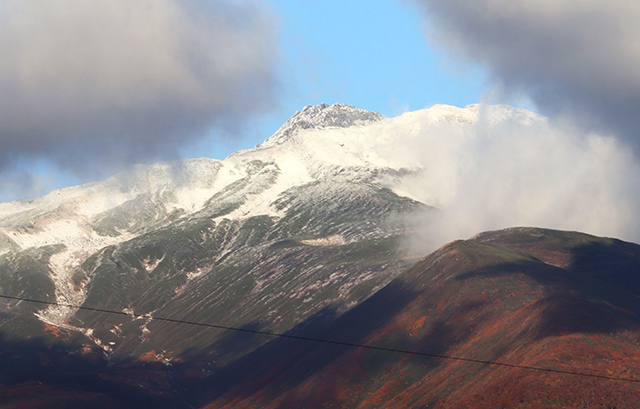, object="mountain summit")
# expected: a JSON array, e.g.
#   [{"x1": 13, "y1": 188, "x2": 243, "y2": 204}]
[{"x1": 263, "y1": 103, "x2": 384, "y2": 147}]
